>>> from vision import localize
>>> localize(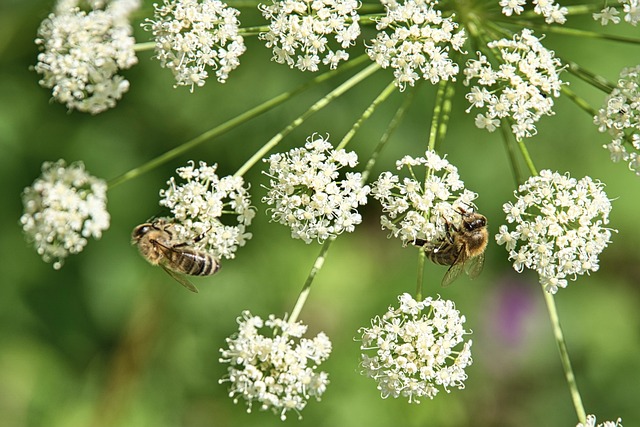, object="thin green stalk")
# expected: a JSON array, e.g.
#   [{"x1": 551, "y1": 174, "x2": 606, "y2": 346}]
[
  {"x1": 498, "y1": 20, "x2": 640, "y2": 45},
  {"x1": 436, "y1": 80, "x2": 456, "y2": 146},
  {"x1": 428, "y1": 79, "x2": 449, "y2": 151},
  {"x1": 361, "y1": 85, "x2": 417, "y2": 183},
  {"x1": 517, "y1": 3, "x2": 603, "y2": 17},
  {"x1": 133, "y1": 42, "x2": 155, "y2": 52},
  {"x1": 516, "y1": 139, "x2": 538, "y2": 176},
  {"x1": 336, "y1": 81, "x2": 397, "y2": 150},
  {"x1": 107, "y1": 54, "x2": 369, "y2": 188},
  {"x1": 564, "y1": 61, "x2": 616, "y2": 94},
  {"x1": 234, "y1": 61, "x2": 380, "y2": 177},
  {"x1": 499, "y1": 119, "x2": 525, "y2": 186},
  {"x1": 542, "y1": 291, "x2": 587, "y2": 424},
  {"x1": 561, "y1": 86, "x2": 599, "y2": 117},
  {"x1": 416, "y1": 249, "x2": 426, "y2": 303},
  {"x1": 239, "y1": 25, "x2": 270, "y2": 36},
  {"x1": 288, "y1": 237, "x2": 334, "y2": 325}
]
